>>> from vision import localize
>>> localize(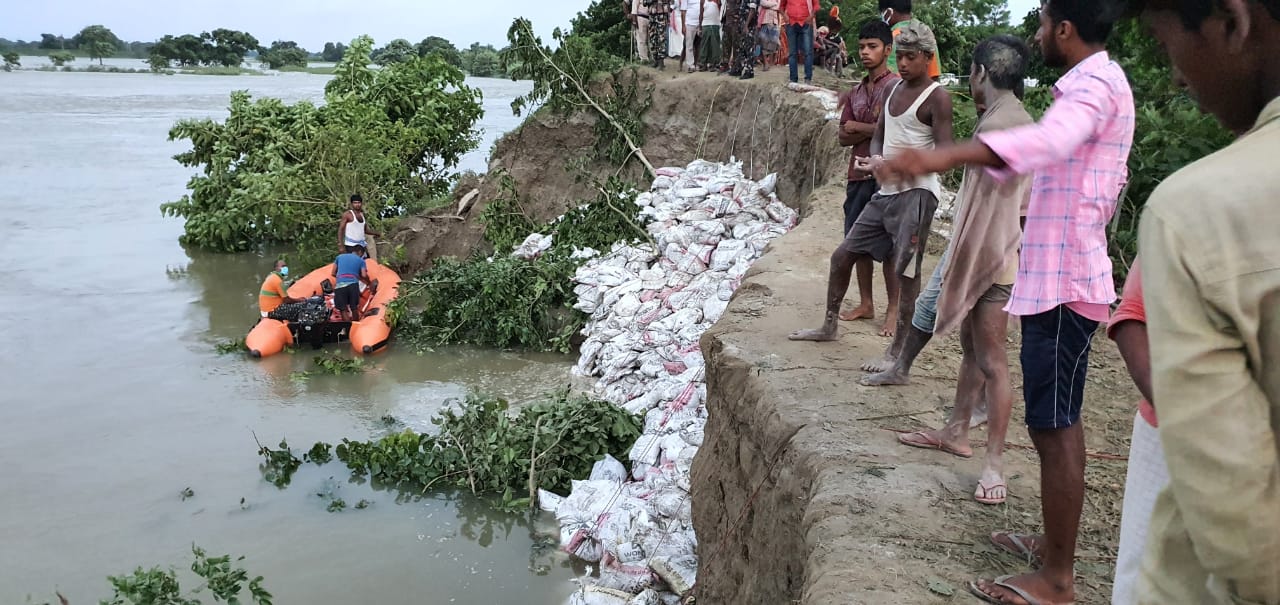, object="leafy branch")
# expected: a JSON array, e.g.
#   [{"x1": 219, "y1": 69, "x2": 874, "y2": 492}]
[{"x1": 502, "y1": 18, "x2": 655, "y2": 177}]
